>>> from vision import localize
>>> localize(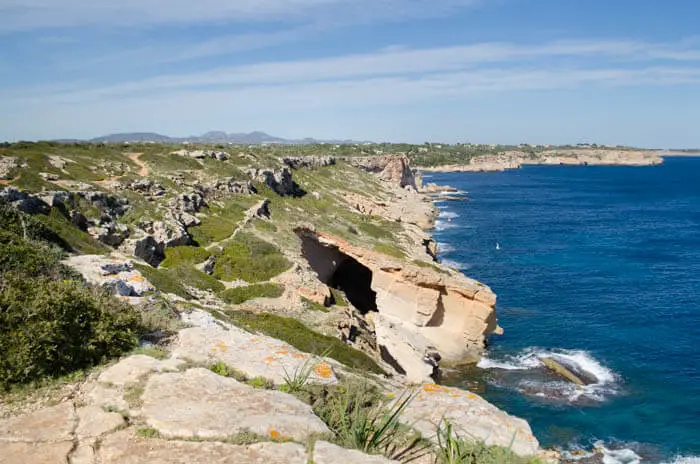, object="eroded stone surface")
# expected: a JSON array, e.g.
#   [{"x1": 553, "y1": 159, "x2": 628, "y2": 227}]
[
  {"x1": 84, "y1": 383, "x2": 129, "y2": 412},
  {"x1": 401, "y1": 384, "x2": 539, "y2": 456},
  {"x1": 99, "y1": 430, "x2": 308, "y2": 464},
  {"x1": 141, "y1": 368, "x2": 330, "y2": 441},
  {"x1": 97, "y1": 355, "x2": 184, "y2": 387},
  {"x1": 172, "y1": 326, "x2": 338, "y2": 385},
  {"x1": 0, "y1": 402, "x2": 74, "y2": 443},
  {"x1": 0, "y1": 441, "x2": 74, "y2": 464},
  {"x1": 312, "y1": 441, "x2": 400, "y2": 464},
  {"x1": 76, "y1": 406, "x2": 125, "y2": 439}
]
